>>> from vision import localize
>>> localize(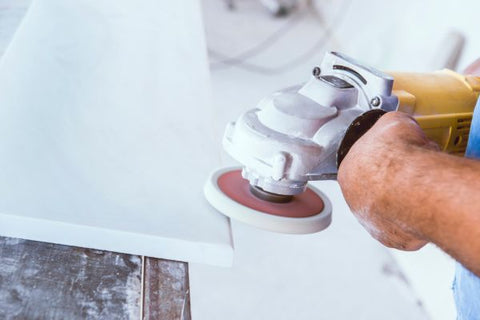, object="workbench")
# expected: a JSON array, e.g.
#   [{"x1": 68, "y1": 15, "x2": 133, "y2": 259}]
[{"x1": 0, "y1": 236, "x2": 191, "y2": 319}]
